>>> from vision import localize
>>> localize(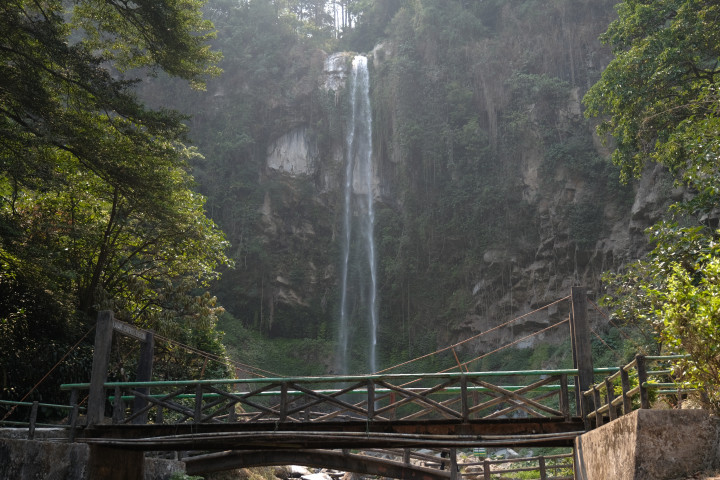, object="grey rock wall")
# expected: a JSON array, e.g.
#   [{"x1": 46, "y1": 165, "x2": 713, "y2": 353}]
[
  {"x1": 0, "y1": 438, "x2": 89, "y2": 479},
  {"x1": 0, "y1": 437, "x2": 185, "y2": 480}
]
